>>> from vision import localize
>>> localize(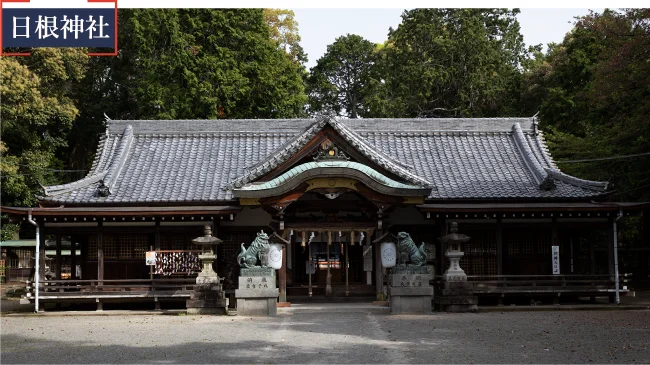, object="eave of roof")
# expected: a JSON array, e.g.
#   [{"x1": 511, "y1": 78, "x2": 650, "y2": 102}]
[
  {"x1": 35, "y1": 116, "x2": 614, "y2": 205},
  {"x1": 233, "y1": 160, "x2": 432, "y2": 198},
  {"x1": 229, "y1": 116, "x2": 433, "y2": 189},
  {"x1": 0, "y1": 206, "x2": 242, "y2": 216},
  {"x1": 417, "y1": 202, "x2": 650, "y2": 213}
]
